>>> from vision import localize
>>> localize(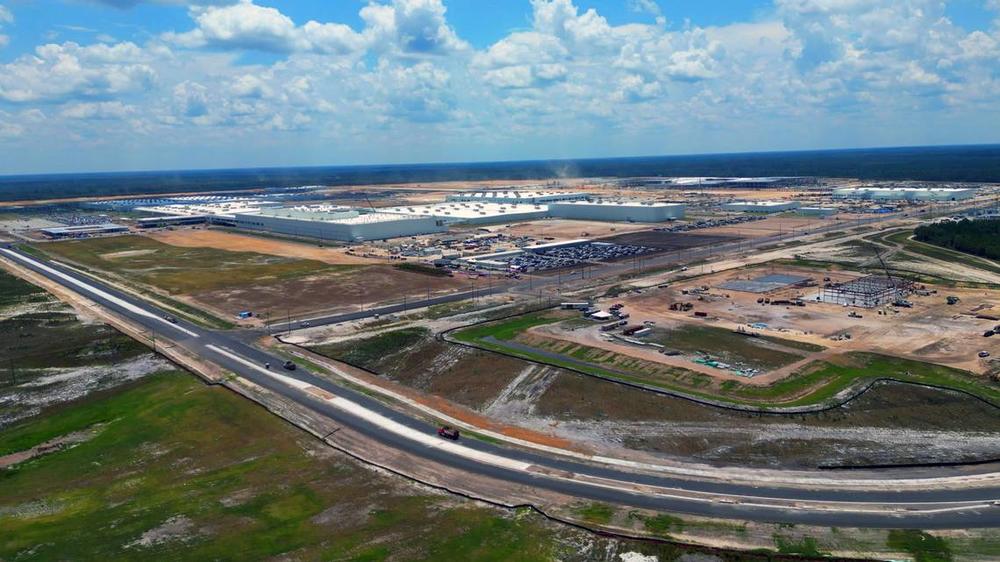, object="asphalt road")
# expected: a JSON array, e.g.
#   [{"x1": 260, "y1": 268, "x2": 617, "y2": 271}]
[{"x1": 4, "y1": 246, "x2": 999, "y2": 529}]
